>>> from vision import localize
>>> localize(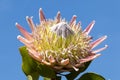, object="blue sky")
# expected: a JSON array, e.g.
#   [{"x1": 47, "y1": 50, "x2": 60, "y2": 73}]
[{"x1": 0, "y1": 0, "x2": 119, "y2": 80}]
